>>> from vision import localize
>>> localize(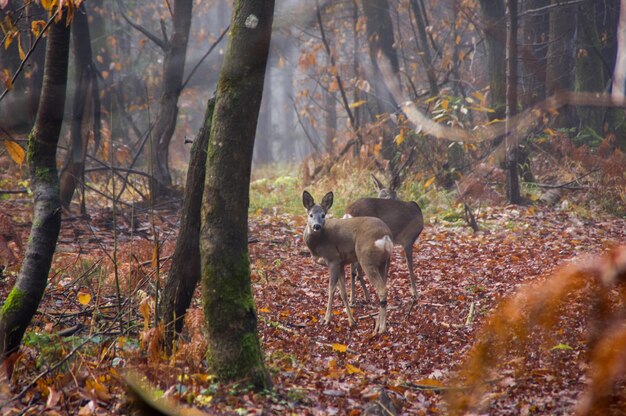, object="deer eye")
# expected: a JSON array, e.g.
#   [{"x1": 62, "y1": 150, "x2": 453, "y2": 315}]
[
  {"x1": 321, "y1": 214, "x2": 325, "y2": 218},
  {"x1": 309, "y1": 214, "x2": 313, "y2": 218}
]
